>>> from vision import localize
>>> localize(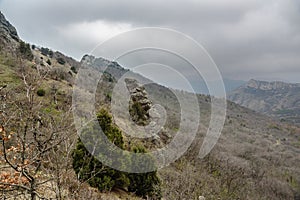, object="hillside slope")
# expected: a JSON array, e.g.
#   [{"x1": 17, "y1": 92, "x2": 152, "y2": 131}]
[{"x1": 82, "y1": 56, "x2": 300, "y2": 199}]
